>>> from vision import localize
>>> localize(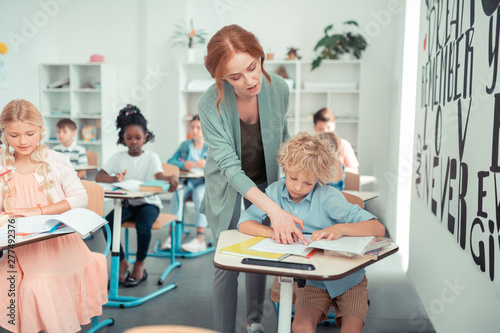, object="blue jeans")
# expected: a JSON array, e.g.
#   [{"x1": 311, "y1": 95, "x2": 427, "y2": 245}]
[
  {"x1": 170, "y1": 178, "x2": 207, "y2": 228},
  {"x1": 105, "y1": 203, "x2": 160, "y2": 262}
]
